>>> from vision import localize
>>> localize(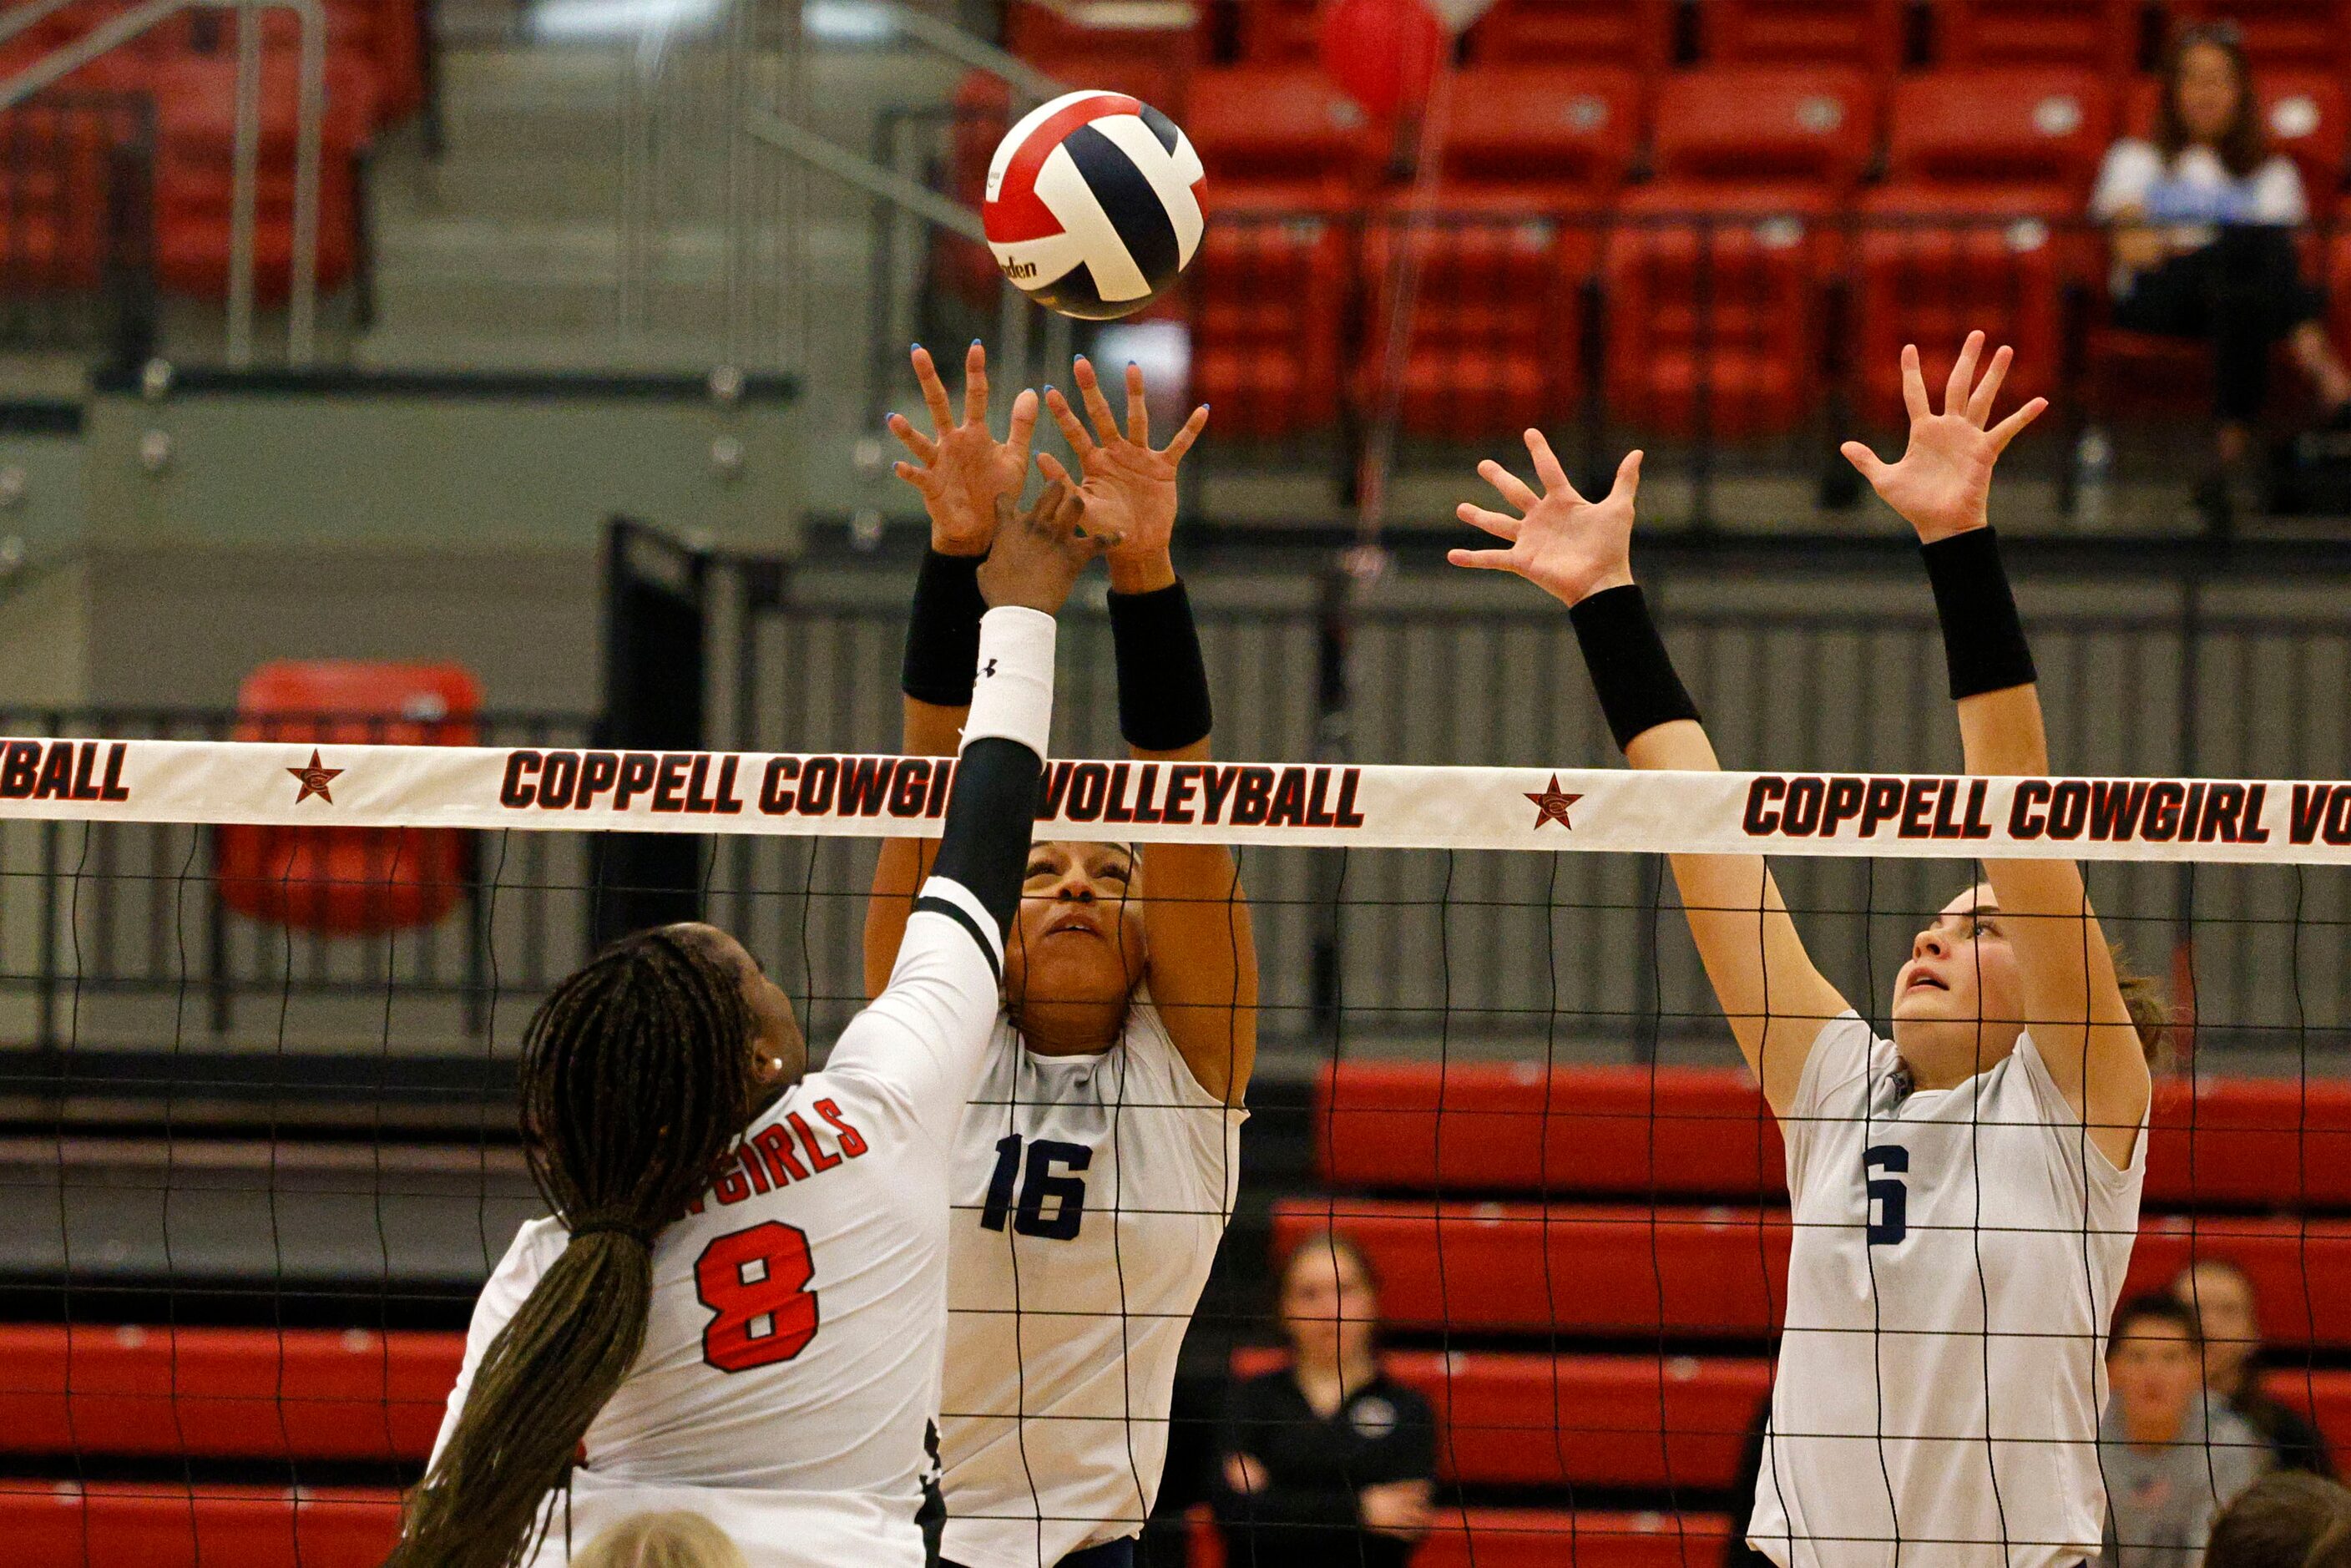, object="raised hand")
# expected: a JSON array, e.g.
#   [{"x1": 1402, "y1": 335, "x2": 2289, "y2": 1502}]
[
  {"x1": 1040, "y1": 356, "x2": 1209, "y2": 589},
  {"x1": 1449, "y1": 432, "x2": 1644, "y2": 608},
  {"x1": 1841, "y1": 331, "x2": 2047, "y2": 544},
  {"x1": 887, "y1": 342, "x2": 1039, "y2": 557},
  {"x1": 977, "y1": 479, "x2": 1100, "y2": 616}
]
